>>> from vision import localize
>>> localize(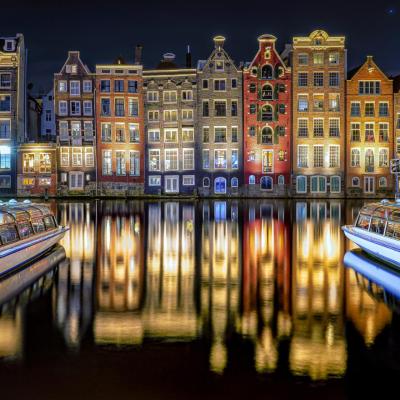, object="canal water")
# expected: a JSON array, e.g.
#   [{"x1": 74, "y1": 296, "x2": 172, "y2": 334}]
[{"x1": 0, "y1": 199, "x2": 399, "y2": 399}]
